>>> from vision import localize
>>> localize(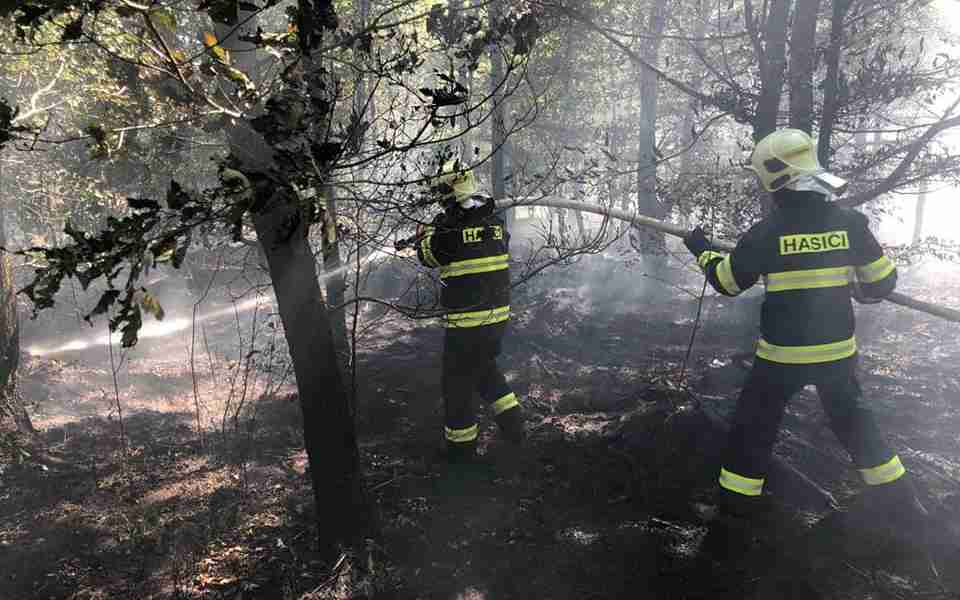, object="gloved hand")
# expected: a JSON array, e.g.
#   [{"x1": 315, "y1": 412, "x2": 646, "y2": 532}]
[
  {"x1": 683, "y1": 225, "x2": 711, "y2": 258},
  {"x1": 851, "y1": 280, "x2": 883, "y2": 304}
]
